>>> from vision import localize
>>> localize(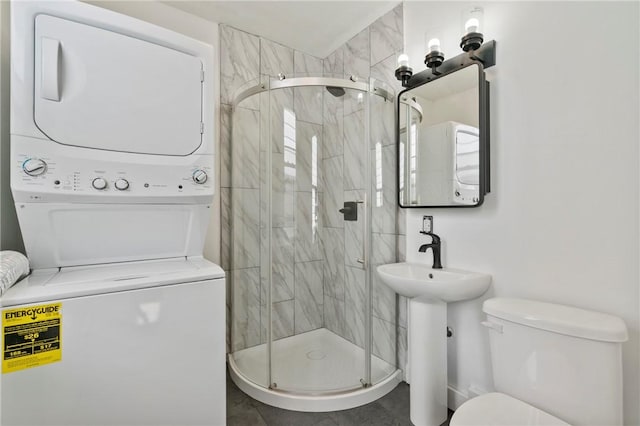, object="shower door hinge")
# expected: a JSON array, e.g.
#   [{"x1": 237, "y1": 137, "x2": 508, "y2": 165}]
[{"x1": 360, "y1": 379, "x2": 371, "y2": 388}]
